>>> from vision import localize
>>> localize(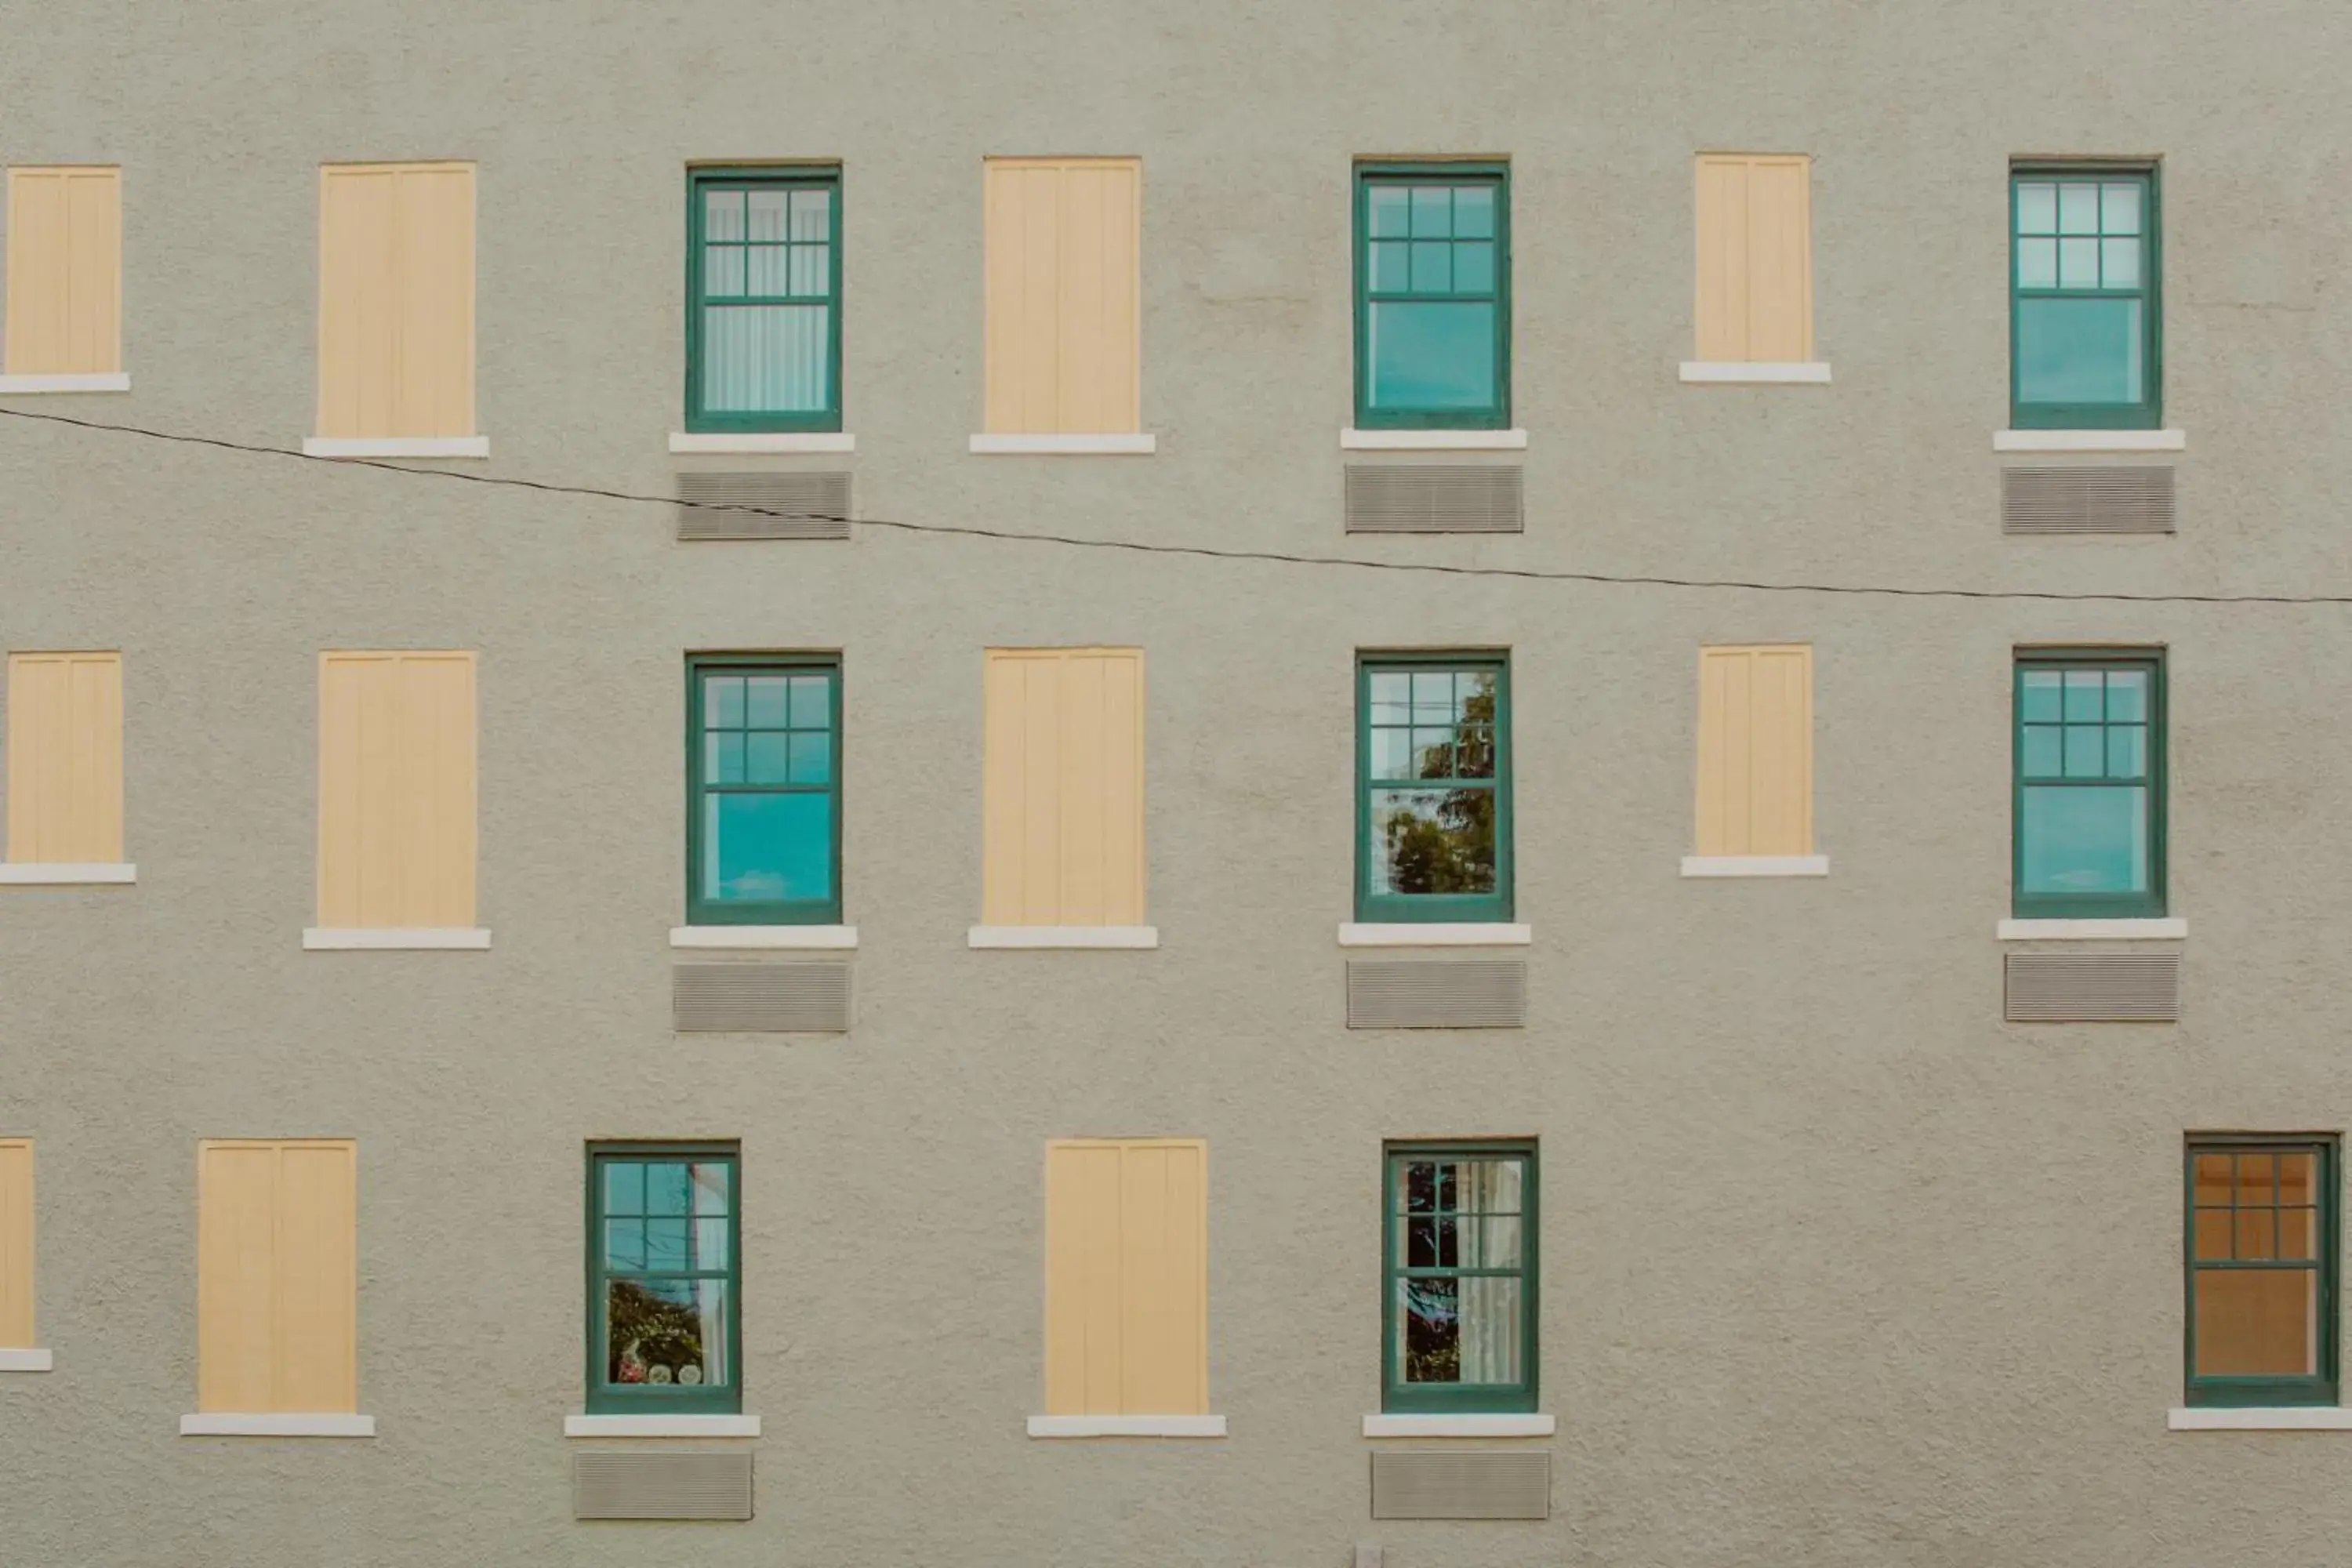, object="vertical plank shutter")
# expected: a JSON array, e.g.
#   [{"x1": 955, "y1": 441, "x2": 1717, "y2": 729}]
[
  {"x1": 198, "y1": 1140, "x2": 357, "y2": 1414},
  {"x1": 1695, "y1": 644, "x2": 1813, "y2": 856},
  {"x1": 5, "y1": 652, "x2": 124, "y2": 864},
  {"x1": 982, "y1": 158, "x2": 1141, "y2": 434},
  {"x1": 1693, "y1": 155, "x2": 1812, "y2": 362},
  {"x1": 982, "y1": 648, "x2": 1145, "y2": 925},
  {"x1": 318, "y1": 652, "x2": 477, "y2": 927},
  {"x1": 1043, "y1": 1139, "x2": 1207, "y2": 1416},
  {"x1": 2, "y1": 166, "x2": 122, "y2": 376},
  {"x1": 0, "y1": 1142, "x2": 32, "y2": 1348},
  {"x1": 318, "y1": 162, "x2": 476, "y2": 437}
]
